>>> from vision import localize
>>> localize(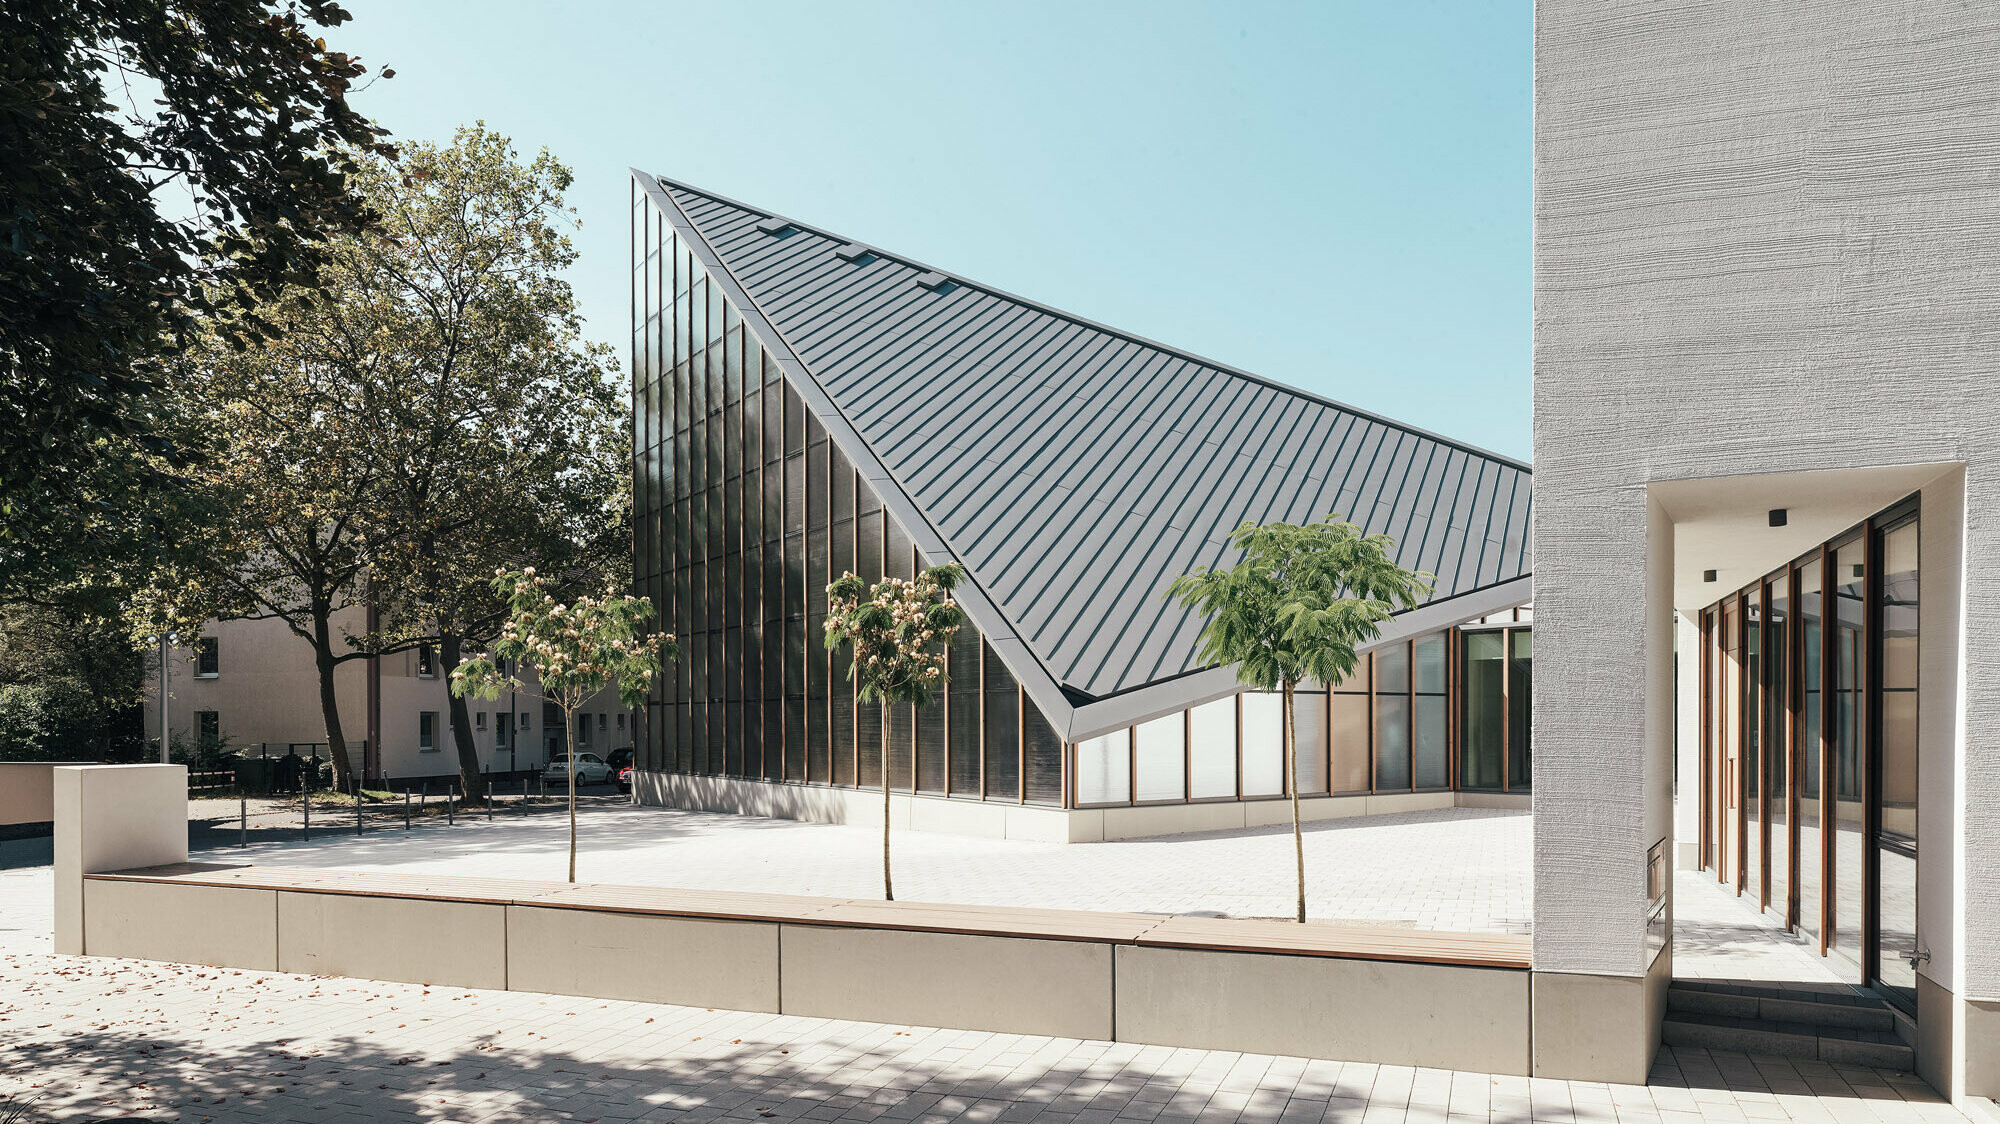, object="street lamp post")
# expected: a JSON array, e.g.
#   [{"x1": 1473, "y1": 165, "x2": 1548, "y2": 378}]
[{"x1": 145, "y1": 631, "x2": 180, "y2": 763}]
